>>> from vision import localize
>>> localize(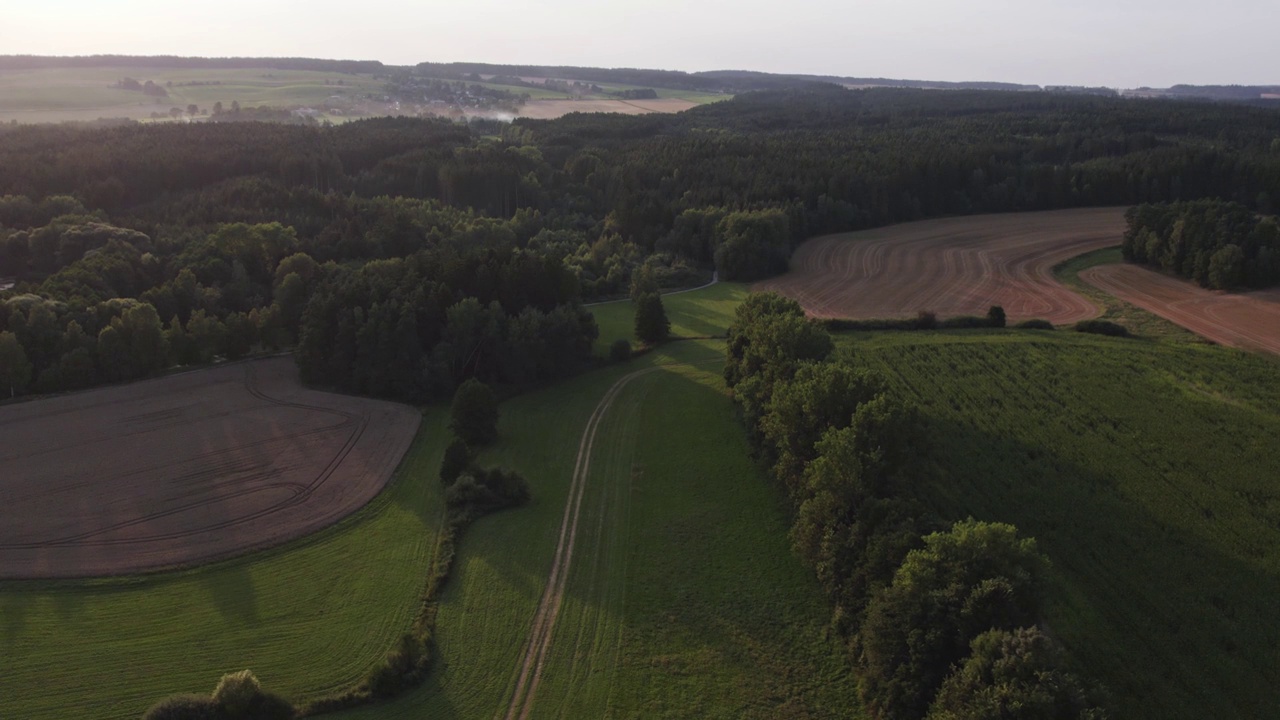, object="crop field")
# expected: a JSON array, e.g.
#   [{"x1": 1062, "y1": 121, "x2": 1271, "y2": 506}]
[
  {"x1": 1081, "y1": 263, "x2": 1280, "y2": 355},
  {"x1": 589, "y1": 281, "x2": 749, "y2": 354},
  {"x1": 0, "y1": 358, "x2": 419, "y2": 578},
  {"x1": 334, "y1": 338, "x2": 862, "y2": 720},
  {"x1": 755, "y1": 208, "x2": 1125, "y2": 323},
  {"x1": 0, "y1": 66, "x2": 384, "y2": 123},
  {"x1": 845, "y1": 329, "x2": 1280, "y2": 719},
  {"x1": 0, "y1": 410, "x2": 448, "y2": 720}
]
